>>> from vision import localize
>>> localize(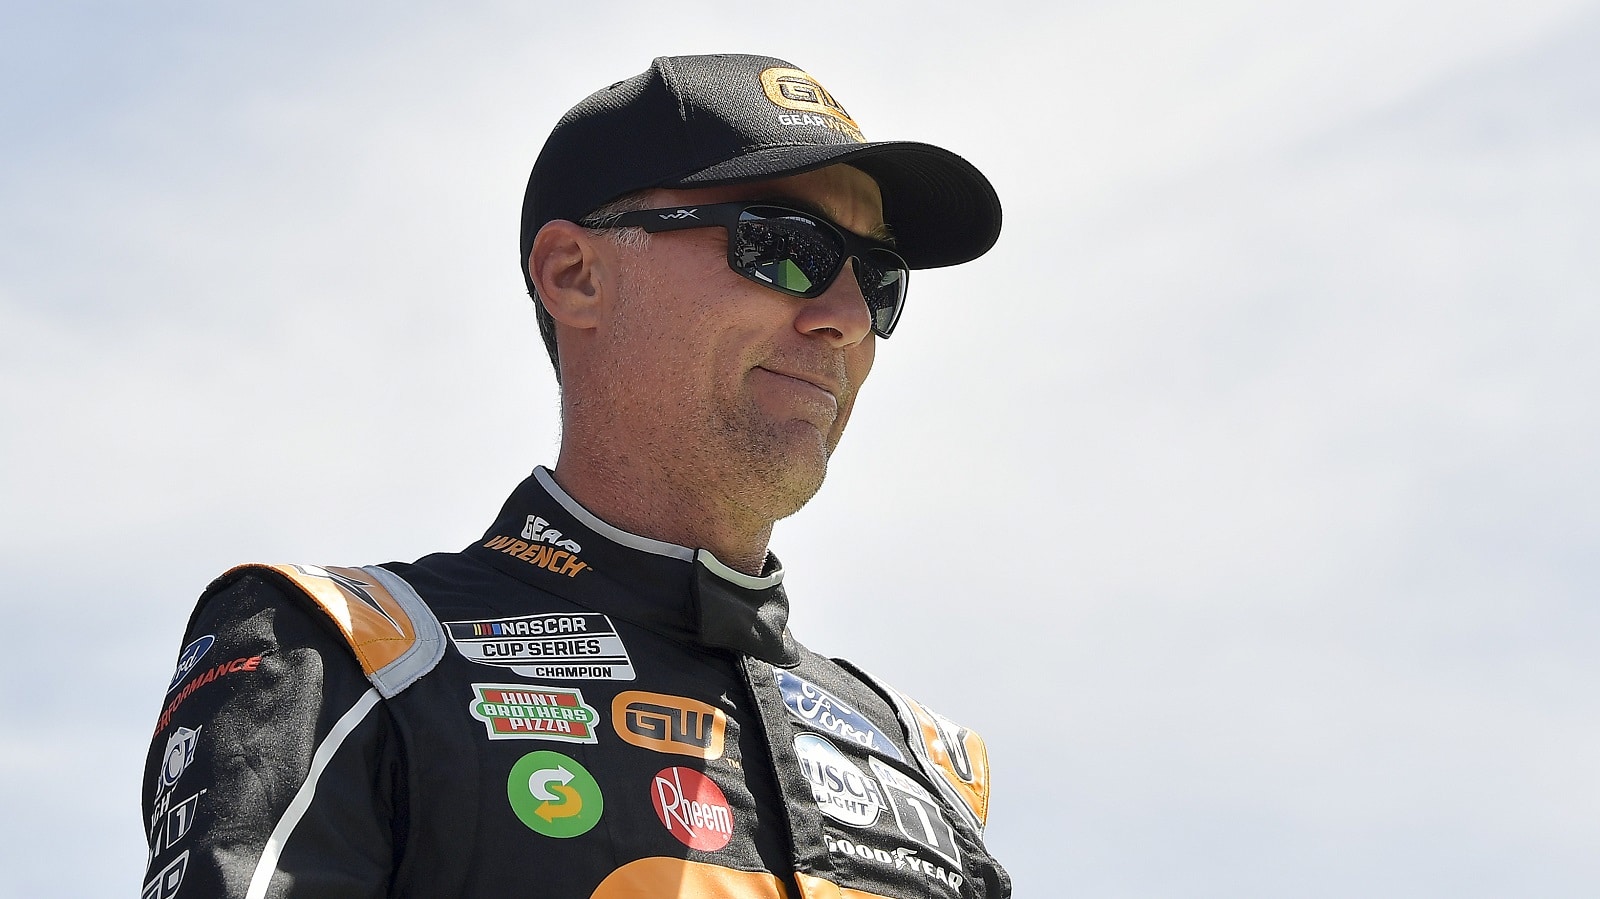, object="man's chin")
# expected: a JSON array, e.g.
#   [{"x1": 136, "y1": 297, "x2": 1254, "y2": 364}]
[
  {"x1": 742, "y1": 432, "x2": 831, "y2": 521},
  {"x1": 766, "y1": 462, "x2": 828, "y2": 522}
]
